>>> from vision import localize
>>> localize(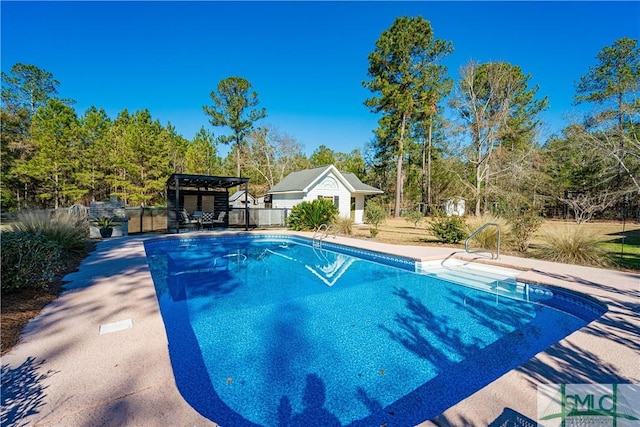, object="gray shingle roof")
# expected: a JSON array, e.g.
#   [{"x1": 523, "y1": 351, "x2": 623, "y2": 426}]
[
  {"x1": 268, "y1": 165, "x2": 332, "y2": 193},
  {"x1": 342, "y1": 172, "x2": 383, "y2": 194},
  {"x1": 268, "y1": 165, "x2": 382, "y2": 195},
  {"x1": 229, "y1": 190, "x2": 252, "y2": 202}
]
